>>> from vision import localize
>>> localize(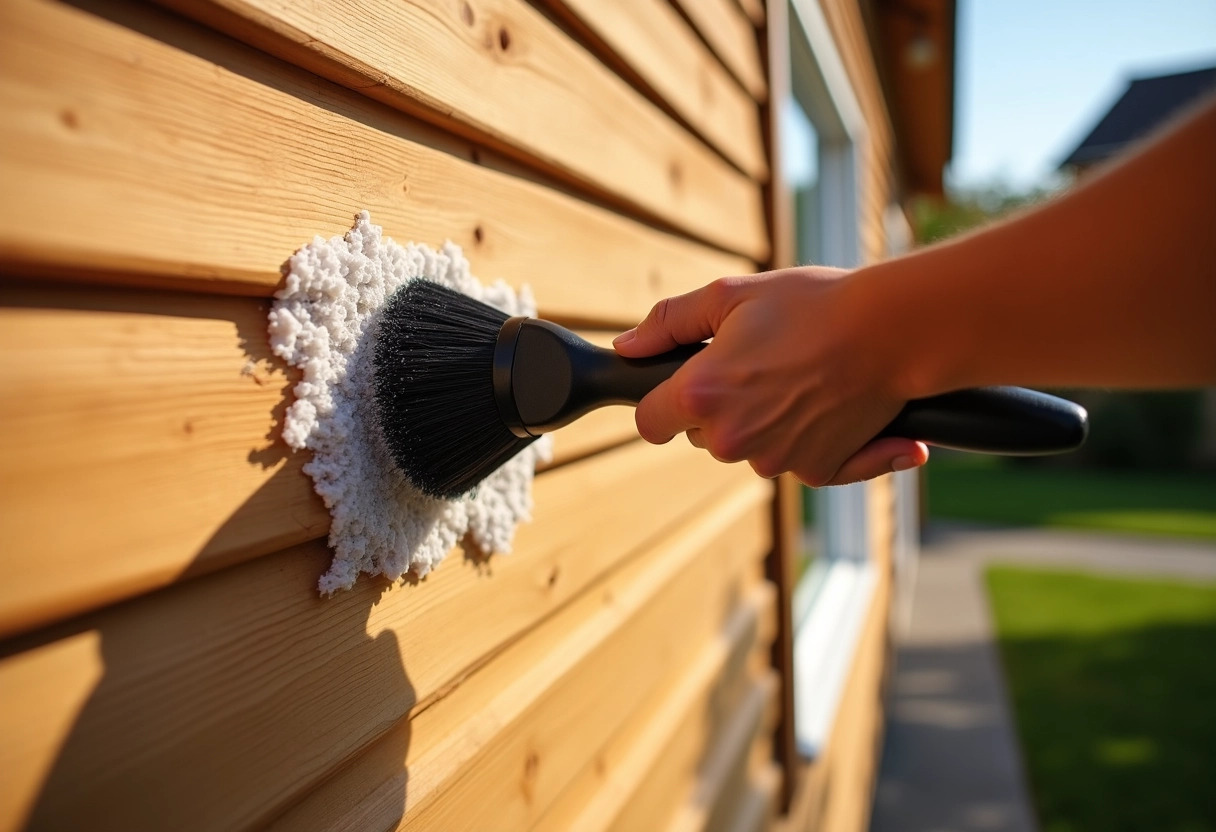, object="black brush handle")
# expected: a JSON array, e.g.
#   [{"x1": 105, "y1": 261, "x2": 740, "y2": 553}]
[
  {"x1": 579, "y1": 349, "x2": 1088, "y2": 455},
  {"x1": 509, "y1": 320, "x2": 1088, "y2": 454},
  {"x1": 578, "y1": 342, "x2": 709, "y2": 403},
  {"x1": 878, "y1": 386, "x2": 1088, "y2": 454}
]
